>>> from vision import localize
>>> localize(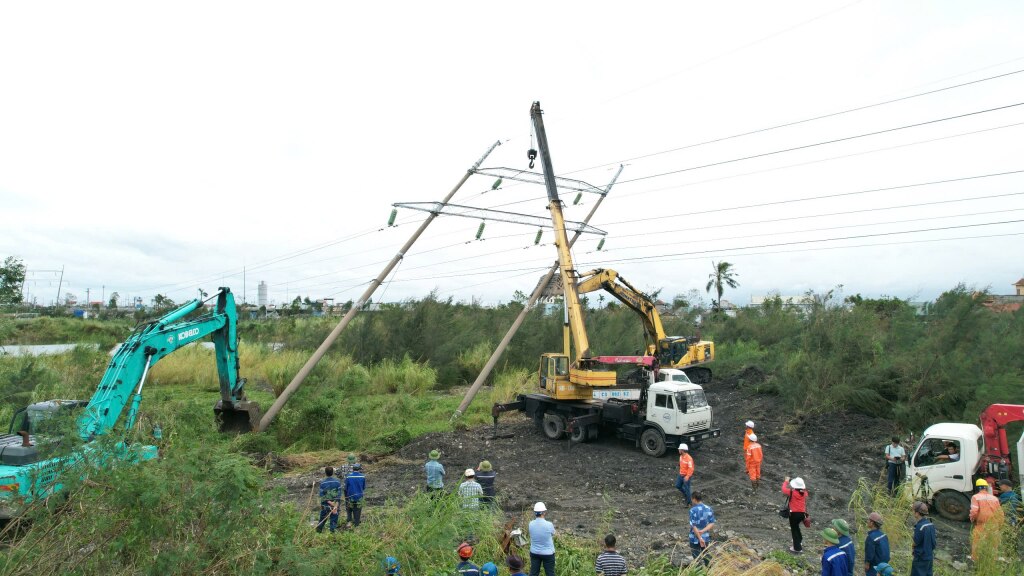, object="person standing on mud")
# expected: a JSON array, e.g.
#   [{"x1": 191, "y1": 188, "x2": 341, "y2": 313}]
[
  {"x1": 743, "y1": 420, "x2": 755, "y2": 452},
  {"x1": 476, "y1": 460, "x2": 497, "y2": 507},
  {"x1": 676, "y1": 444, "x2": 695, "y2": 506},
  {"x1": 688, "y1": 491, "x2": 716, "y2": 567},
  {"x1": 969, "y1": 478, "x2": 1003, "y2": 562},
  {"x1": 830, "y1": 519, "x2": 854, "y2": 576},
  {"x1": 820, "y1": 528, "x2": 850, "y2": 576},
  {"x1": 529, "y1": 502, "x2": 556, "y2": 576},
  {"x1": 782, "y1": 476, "x2": 808, "y2": 553},
  {"x1": 595, "y1": 534, "x2": 627, "y2": 576},
  {"x1": 425, "y1": 449, "x2": 446, "y2": 494},
  {"x1": 316, "y1": 466, "x2": 342, "y2": 534},
  {"x1": 745, "y1": 433, "x2": 763, "y2": 493},
  {"x1": 459, "y1": 469, "x2": 484, "y2": 510},
  {"x1": 883, "y1": 437, "x2": 905, "y2": 495},
  {"x1": 910, "y1": 501, "x2": 936, "y2": 576},
  {"x1": 864, "y1": 512, "x2": 890, "y2": 576},
  {"x1": 344, "y1": 462, "x2": 366, "y2": 528}
]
